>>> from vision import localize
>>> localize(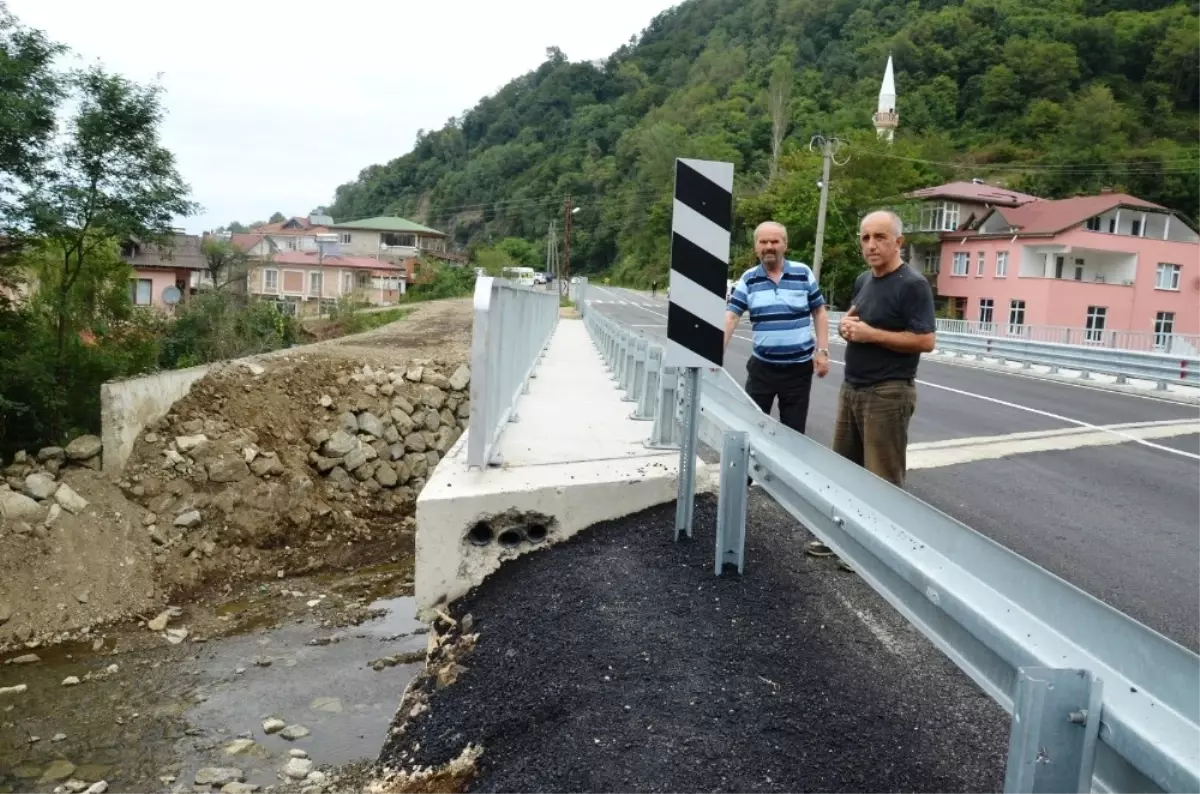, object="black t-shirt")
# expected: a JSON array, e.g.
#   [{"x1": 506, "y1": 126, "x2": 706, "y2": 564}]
[{"x1": 842, "y1": 263, "x2": 936, "y2": 386}]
